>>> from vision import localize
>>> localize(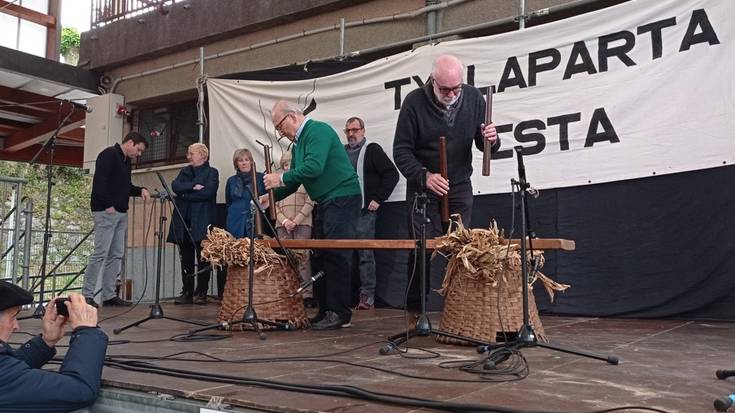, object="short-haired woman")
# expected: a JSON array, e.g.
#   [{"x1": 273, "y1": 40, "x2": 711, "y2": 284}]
[{"x1": 167, "y1": 143, "x2": 219, "y2": 305}]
